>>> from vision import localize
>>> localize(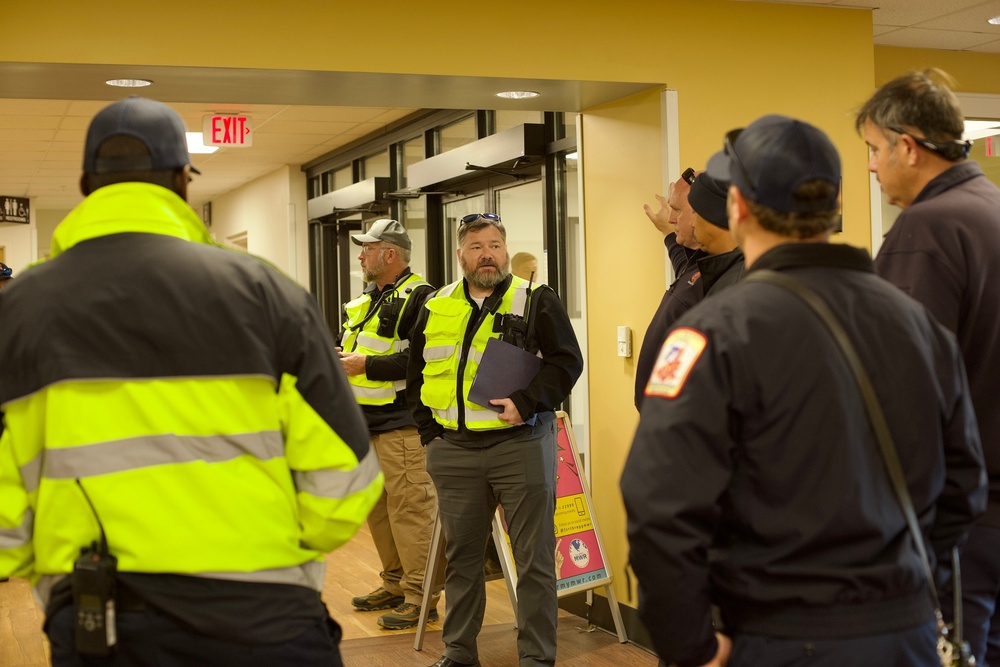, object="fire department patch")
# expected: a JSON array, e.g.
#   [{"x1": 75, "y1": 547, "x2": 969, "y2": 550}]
[{"x1": 645, "y1": 327, "x2": 707, "y2": 399}]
